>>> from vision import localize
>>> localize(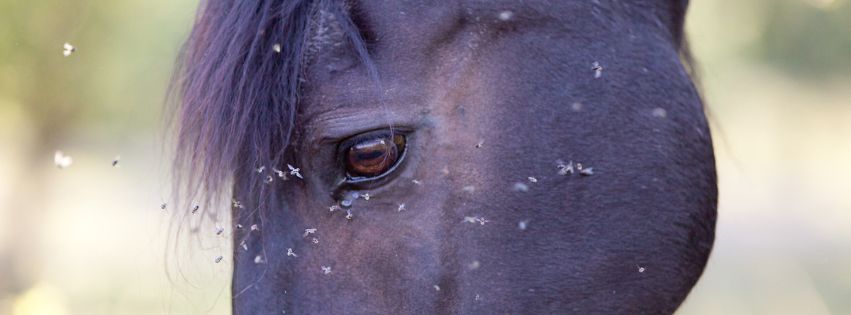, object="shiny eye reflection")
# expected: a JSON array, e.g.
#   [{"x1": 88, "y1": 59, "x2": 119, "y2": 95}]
[{"x1": 342, "y1": 131, "x2": 406, "y2": 180}]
